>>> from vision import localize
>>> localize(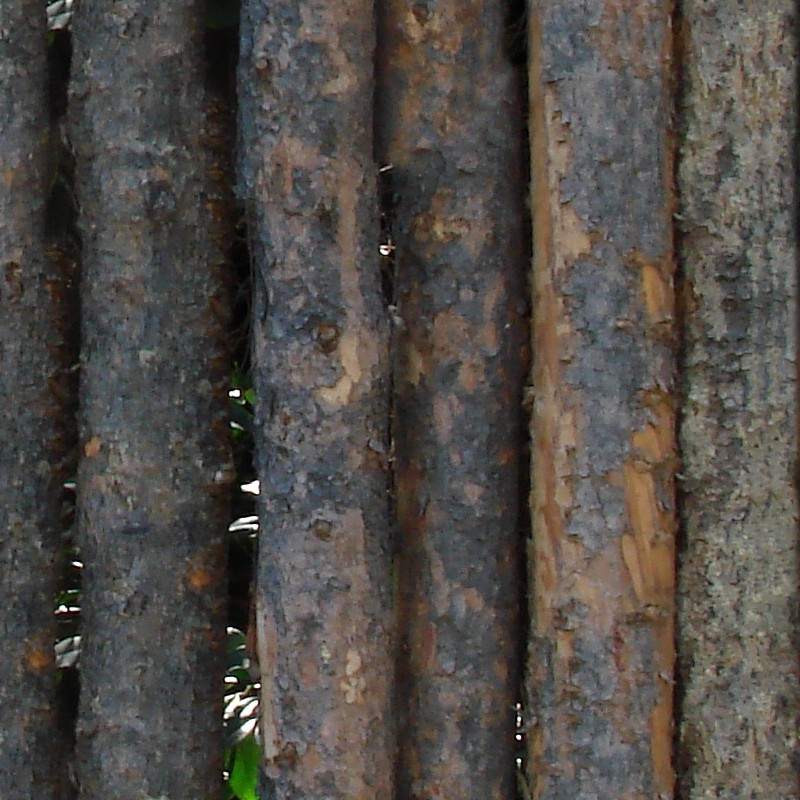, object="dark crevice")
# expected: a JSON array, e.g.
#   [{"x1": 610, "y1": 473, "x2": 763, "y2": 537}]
[
  {"x1": 669, "y1": 3, "x2": 688, "y2": 799},
  {"x1": 374, "y1": 4, "x2": 401, "y2": 600},
  {"x1": 46, "y1": 17, "x2": 82, "y2": 799},
  {"x1": 373, "y1": 24, "x2": 404, "y2": 793},
  {"x1": 204, "y1": 14, "x2": 257, "y2": 639},
  {"x1": 204, "y1": 5, "x2": 255, "y2": 636},
  {"x1": 377, "y1": 161, "x2": 398, "y2": 540},
  {"x1": 378, "y1": 163, "x2": 397, "y2": 311},
  {"x1": 505, "y1": 0, "x2": 528, "y2": 67},
  {"x1": 204, "y1": 7, "x2": 262, "y2": 759},
  {"x1": 506, "y1": 0, "x2": 532, "y2": 793}
]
